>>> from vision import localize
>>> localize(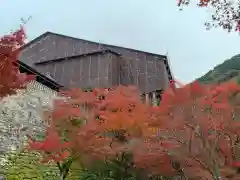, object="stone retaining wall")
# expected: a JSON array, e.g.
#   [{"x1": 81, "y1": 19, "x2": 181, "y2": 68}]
[{"x1": 0, "y1": 81, "x2": 64, "y2": 179}]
